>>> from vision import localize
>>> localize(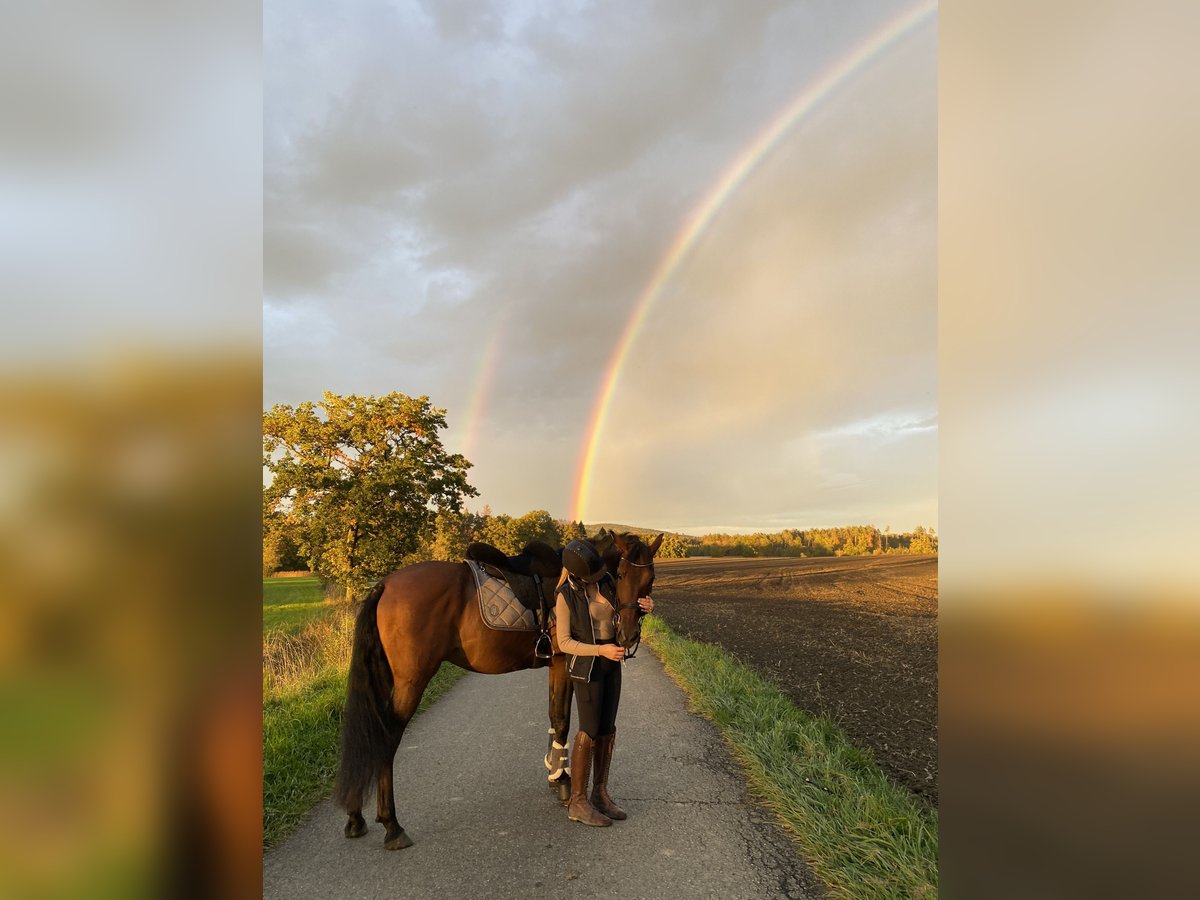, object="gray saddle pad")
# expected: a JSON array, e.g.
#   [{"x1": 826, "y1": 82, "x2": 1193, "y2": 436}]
[{"x1": 467, "y1": 560, "x2": 538, "y2": 632}]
